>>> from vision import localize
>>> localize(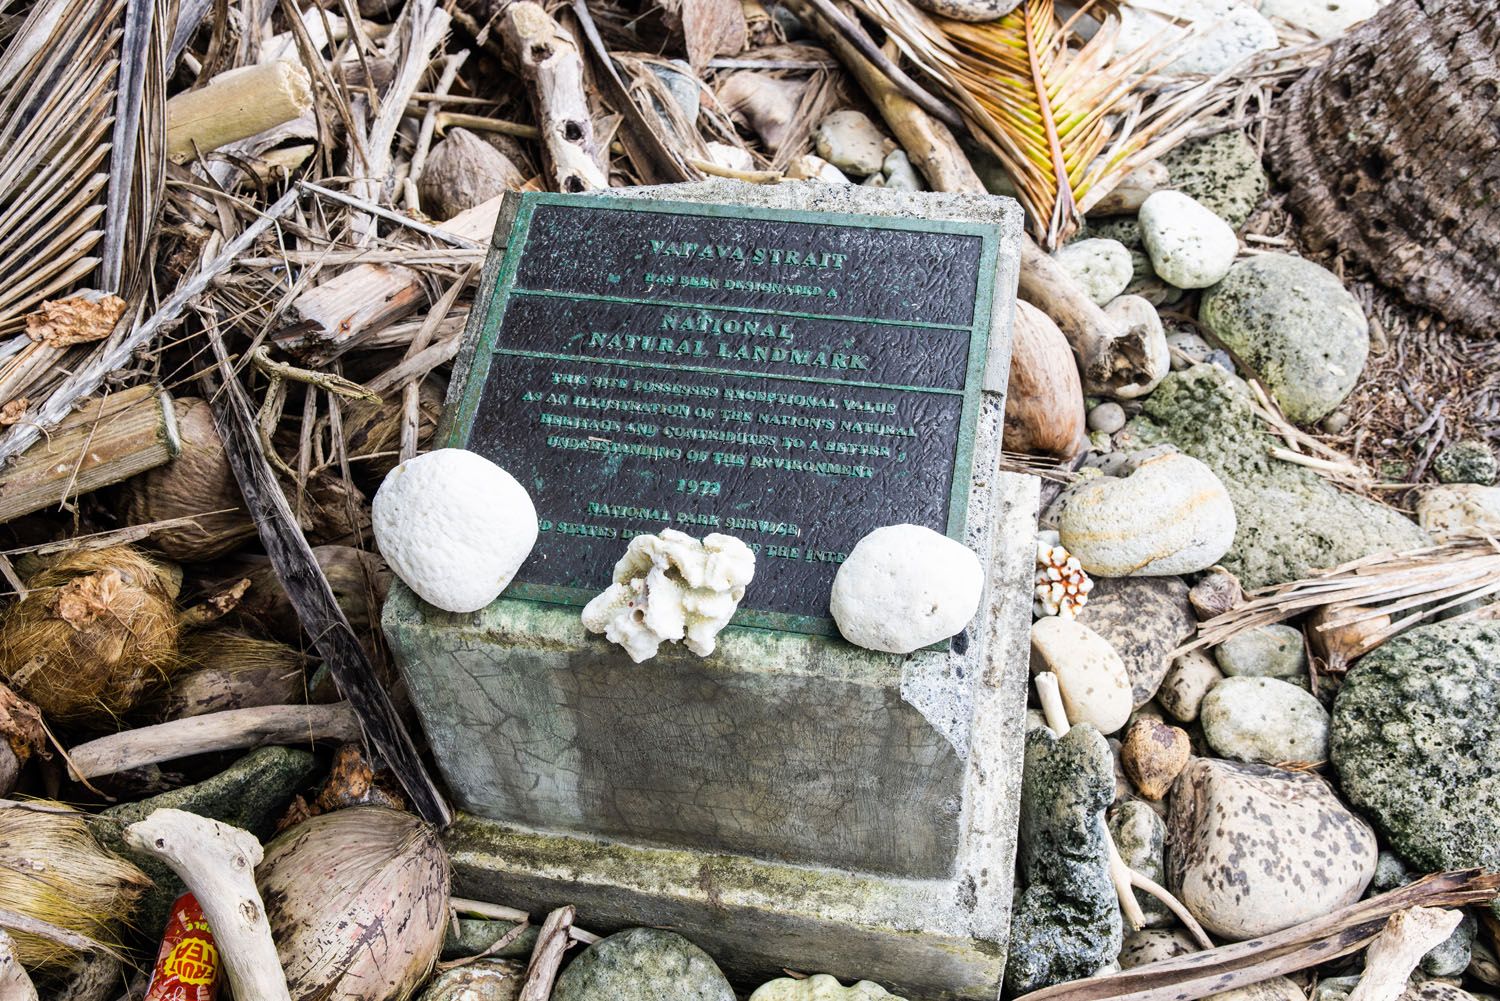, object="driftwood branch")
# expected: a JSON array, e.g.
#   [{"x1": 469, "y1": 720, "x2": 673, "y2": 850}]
[
  {"x1": 201, "y1": 326, "x2": 451, "y2": 826},
  {"x1": 124, "y1": 810, "x2": 291, "y2": 1001},
  {"x1": 498, "y1": 2, "x2": 609, "y2": 192},
  {"x1": 1011, "y1": 870, "x2": 1500, "y2": 1001},
  {"x1": 66, "y1": 704, "x2": 361, "y2": 779},
  {"x1": 519, "y1": 905, "x2": 576, "y2": 1001},
  {"x1": 166, "y1": 60, "x2": 313, "y2": 163},
  {"x1": 1347, "y1": 907, "x2": 1462, "y2": 1001}
]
